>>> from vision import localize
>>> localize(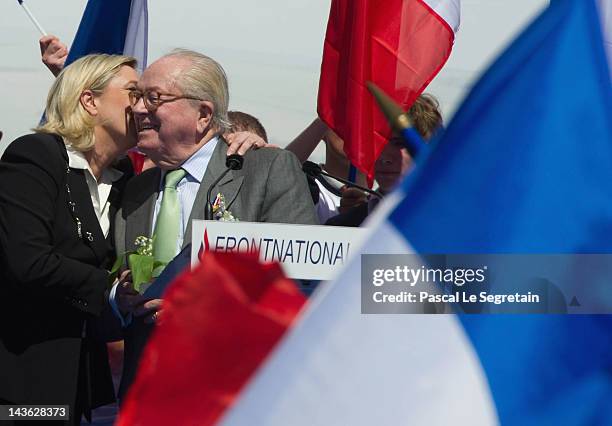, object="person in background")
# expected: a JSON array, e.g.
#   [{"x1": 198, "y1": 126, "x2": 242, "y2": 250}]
[
  {"x1": 326, "y1": 93, "x2": 443, "y2": 227},
  {"x1": 0, "y1": 54, "x2": 138, "y2": 425},
  {"x1": 285, "y1": 118, "x2": 368, "y2": 223},
  {"x1": 227, "y1": 110, "x2": 268, "y2": 142}
]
